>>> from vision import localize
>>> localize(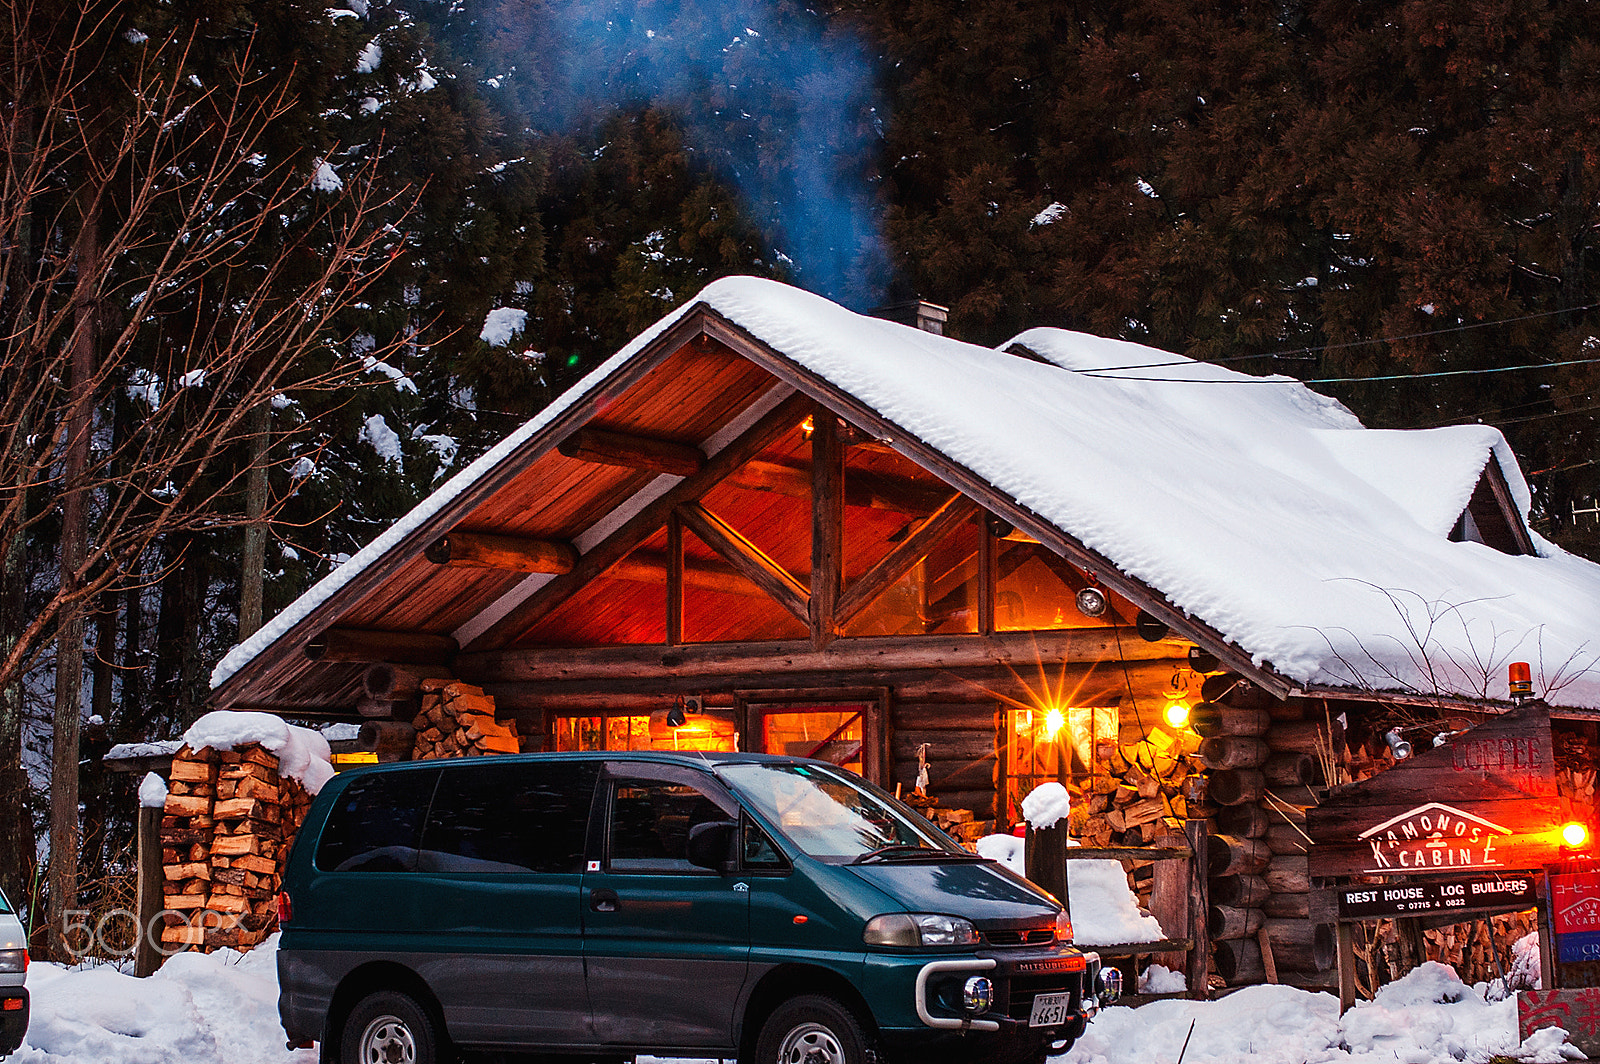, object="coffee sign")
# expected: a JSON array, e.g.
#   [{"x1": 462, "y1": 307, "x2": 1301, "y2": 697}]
[{"x1": 1308, "y1": 703, "x2": 1562, "y2": 879}]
